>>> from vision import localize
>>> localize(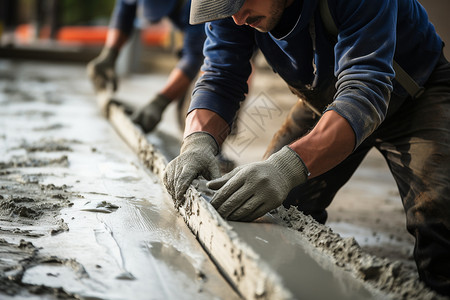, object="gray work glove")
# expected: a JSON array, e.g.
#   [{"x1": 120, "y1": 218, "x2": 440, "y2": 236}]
[
  {"x1": 207, "y1": 146, "x2": 309, "y2": 222},
  {"x1": 86, "y1": 47, "x2": 119, "y2": 93},
  {"x1": 131, "y1": 94, "x2": 171, "y2": 133},
  {"x1": 163, "y1": 132, "x2": 221, "y2": 204}
]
